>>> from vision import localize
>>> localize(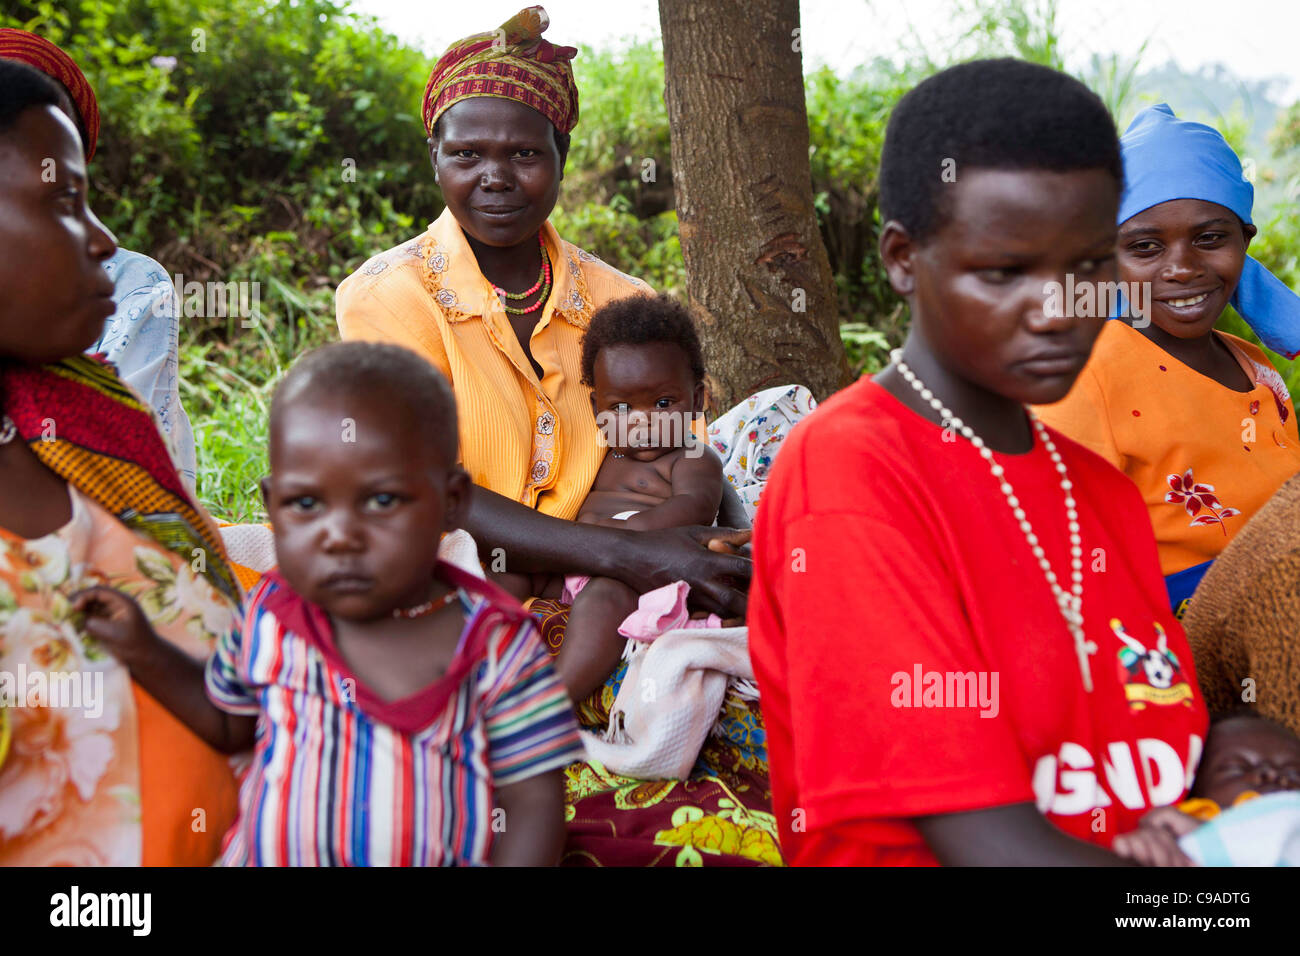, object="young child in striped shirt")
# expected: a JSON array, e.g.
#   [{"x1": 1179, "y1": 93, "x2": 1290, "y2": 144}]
[{"x1": 76, "y1": 341, "x2": 585, "y2": 866}]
